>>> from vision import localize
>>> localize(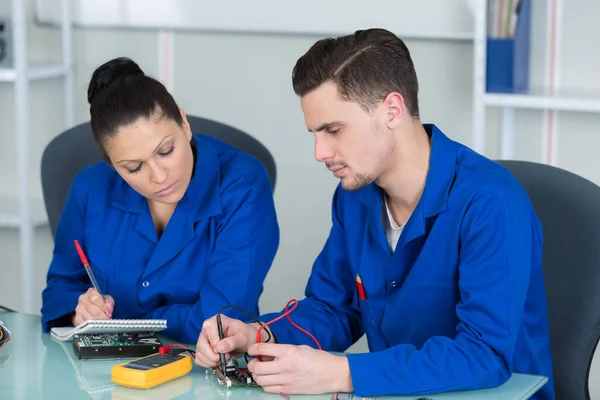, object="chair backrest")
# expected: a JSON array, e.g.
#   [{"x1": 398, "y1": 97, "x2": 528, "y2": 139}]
[
  {"x1": 41, "y1": 115, "x2": 277, "y2": 240},
  {"x1": 496, "y1": 160, "x2": 600, "y2": 400}
]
